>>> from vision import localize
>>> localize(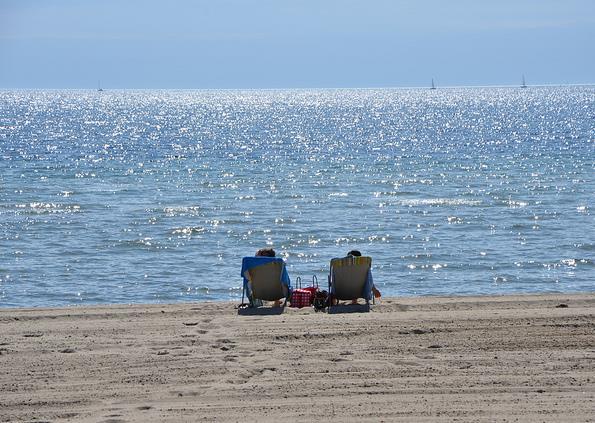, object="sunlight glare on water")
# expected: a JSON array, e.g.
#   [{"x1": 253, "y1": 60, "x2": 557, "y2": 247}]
[{"x1": 0, "y1": 87, "x2": 593, "y2": 306}]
